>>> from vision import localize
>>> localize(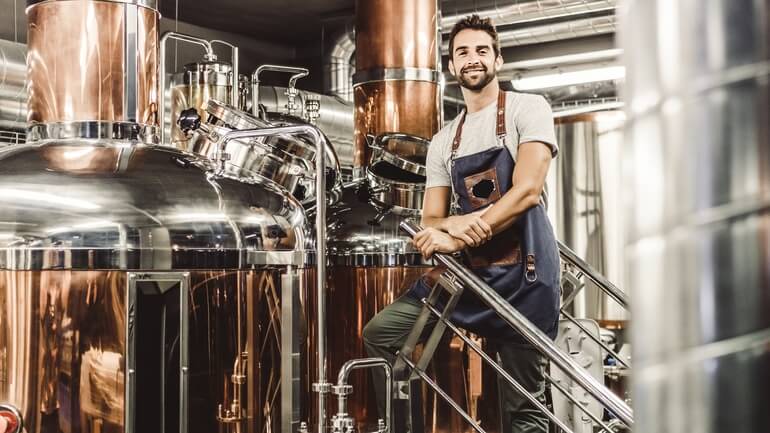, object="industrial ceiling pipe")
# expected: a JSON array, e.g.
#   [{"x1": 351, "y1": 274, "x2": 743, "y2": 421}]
[{"x1": 440, "y1": 0, "x2": 616, "y2": 31}]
